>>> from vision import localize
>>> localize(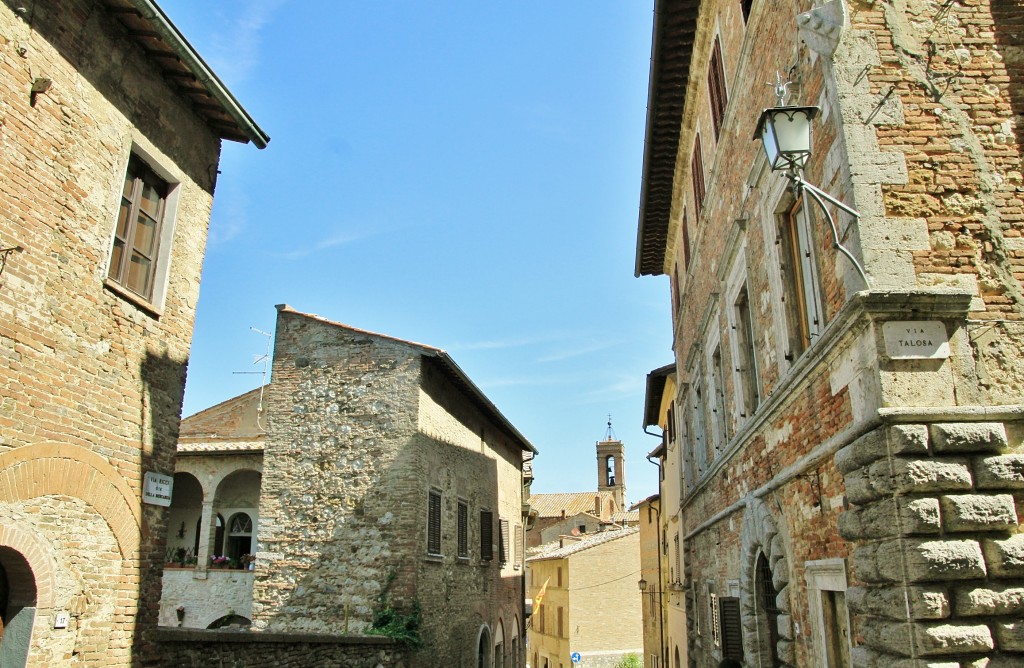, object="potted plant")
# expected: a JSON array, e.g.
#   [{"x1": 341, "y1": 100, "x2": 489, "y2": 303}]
[{"x1": 210, "y1": 555, "x2": 230, "y2": 569}]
